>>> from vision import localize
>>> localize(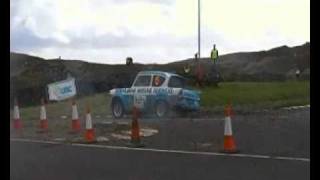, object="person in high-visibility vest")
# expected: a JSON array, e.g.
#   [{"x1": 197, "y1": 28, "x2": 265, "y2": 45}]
[
  {"x1": 210, "y1": 44, "x2": 220, "y2": 87},
  {"x1": 210, "y1": 44, "x2": 218, "y2": 65}
]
